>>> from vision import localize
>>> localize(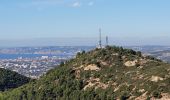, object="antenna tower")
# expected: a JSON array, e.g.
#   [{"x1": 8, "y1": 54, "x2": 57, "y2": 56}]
[
  {"x1": 99, "y1": 28, "x2": 102, "y2": 48},
  {"x1": 106, "y1": 36, "x2": 108, "y2": 46}
]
